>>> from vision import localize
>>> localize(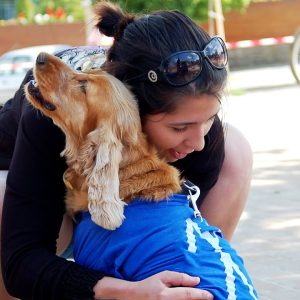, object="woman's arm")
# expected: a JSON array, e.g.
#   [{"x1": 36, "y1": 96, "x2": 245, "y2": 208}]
[
  {"x1": 1, "y1": 97, "x2": 104, "y2": 299},
  {"x1": 200, "y1": 124, "x2": 253, "y2": 240}
]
